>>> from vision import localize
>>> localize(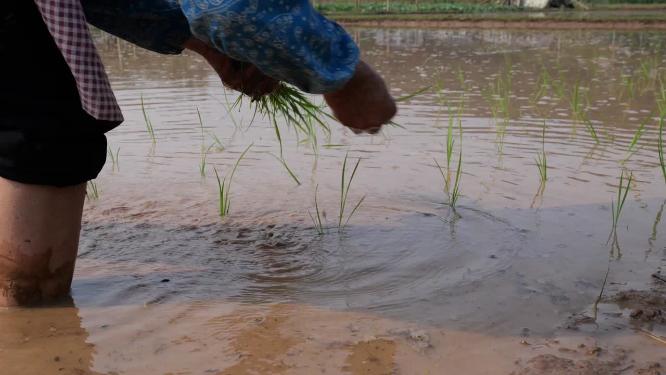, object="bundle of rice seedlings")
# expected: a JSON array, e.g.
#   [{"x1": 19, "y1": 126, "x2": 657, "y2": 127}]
[
  {"x1": 234, "y1": 83, "x2": 427, "y2": 152},
  {"x1": 233, "y1": 84, "x2": 332, "y2": 154}
]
